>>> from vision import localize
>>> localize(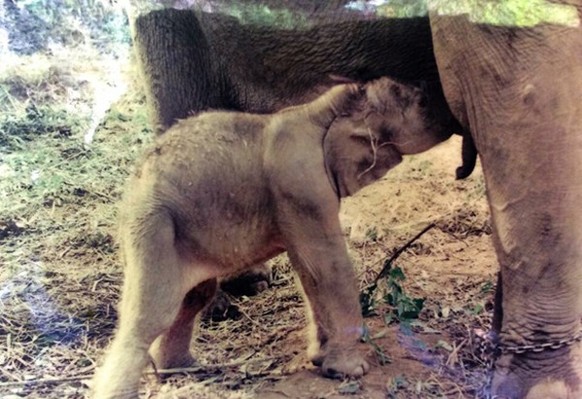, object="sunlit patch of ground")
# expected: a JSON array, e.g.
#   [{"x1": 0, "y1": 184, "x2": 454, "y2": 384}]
[{"x1": 0, "y1": 49, "x2": 495, "y2": 398}]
